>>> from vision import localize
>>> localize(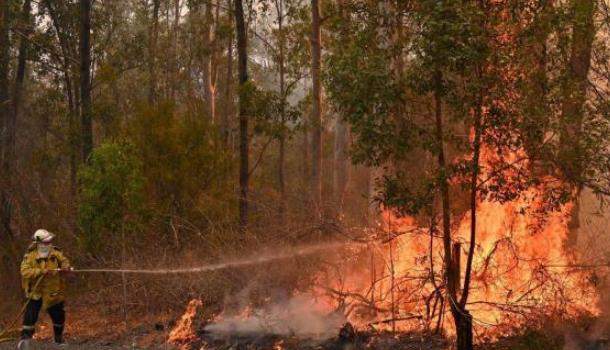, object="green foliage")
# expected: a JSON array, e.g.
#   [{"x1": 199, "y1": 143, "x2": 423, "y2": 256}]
[
  {"x1": 78, "y1": 103, "x2": 235, "y2": 253},
  {"x1": 325, "y1": 12, "x2": 415, "y2": 166},
  {"x1": 246, "y1": 83, "x2": 300, "y2": 139},
  {"x1": 128, "y1": 102, "x2": 234, "y2": 235},
  {"x1": 78, "y1": 141, "x2": 147, "y2": 253}
]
